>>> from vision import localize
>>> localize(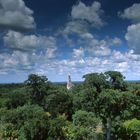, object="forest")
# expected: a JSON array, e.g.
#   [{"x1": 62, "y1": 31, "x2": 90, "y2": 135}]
[{"x1": 0, "y1": 71, "x2": 140, "y2": 140}]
